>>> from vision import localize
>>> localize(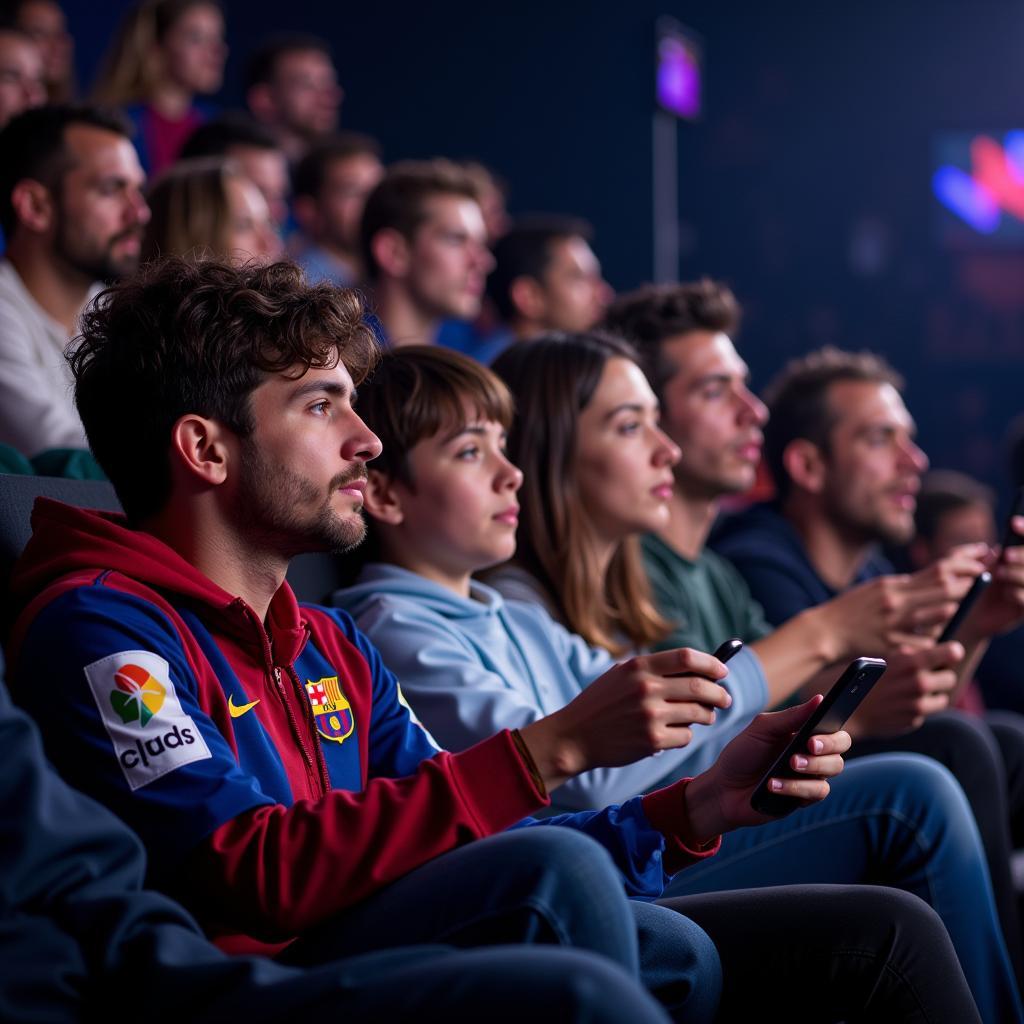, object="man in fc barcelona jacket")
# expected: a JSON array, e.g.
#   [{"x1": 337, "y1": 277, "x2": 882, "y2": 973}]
[{"x1": 3, "y1": 258, "x2": 853, "y2": 1021}]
